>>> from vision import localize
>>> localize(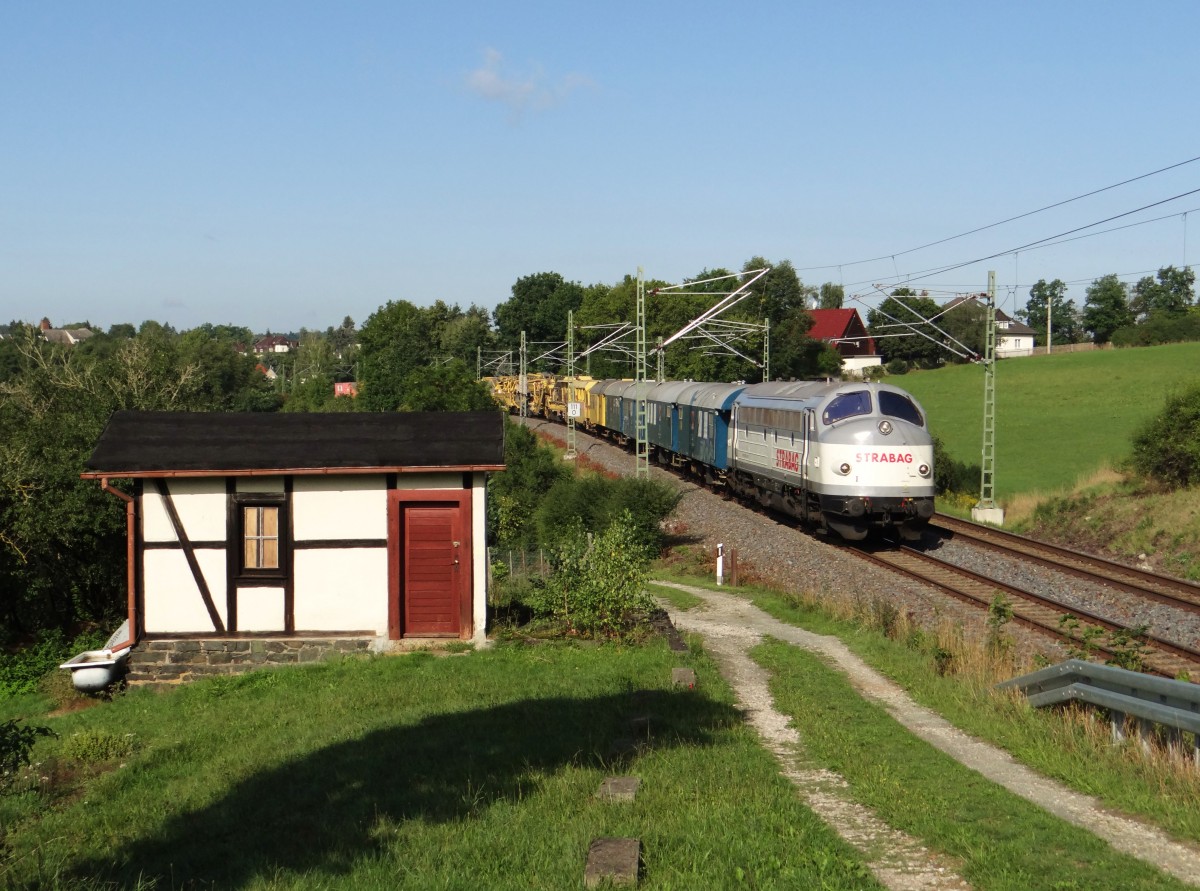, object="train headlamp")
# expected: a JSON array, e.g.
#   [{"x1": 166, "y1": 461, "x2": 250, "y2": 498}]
[
  {"x1": 877, "y1": 420, "x2": 893, "y2": 436},
  {"x1": 837, "y1": 462, "x2": 852, "y2": 475},
  {"x1": 918, "y1": 463, "x2": 931, "y2": 477}
]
